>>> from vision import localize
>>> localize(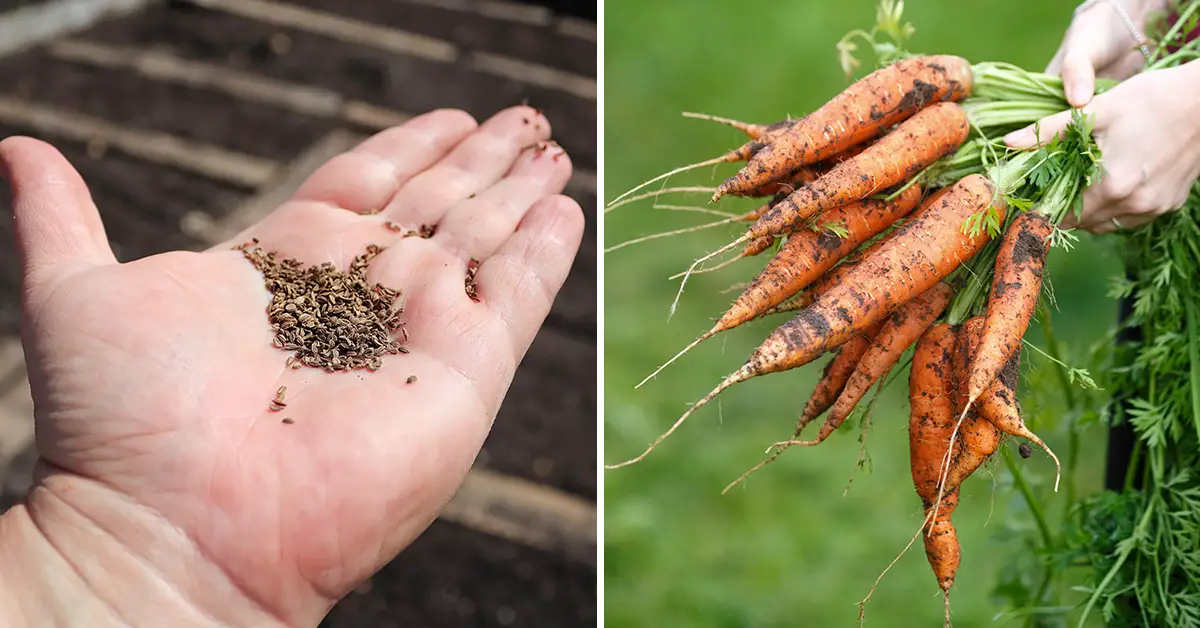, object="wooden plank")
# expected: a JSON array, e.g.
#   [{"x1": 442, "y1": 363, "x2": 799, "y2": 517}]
[
  {"x1": 556, "y1": 16, "x2": 597, "y2": 42},
  {"x1": 391, "y1": 0, "x2": 552, "y2": 27},
  {"x1": 0, "y1": 0, "x2": 151, "y2": 59},
  {"x1": 0, "y1": 96, "x2": 279, "y2": 188},
  {"x1": 47, "y1": 39, "x2": 413, "y2": 134},
  {"x1": 467, "y1": 51, "x2": 596, "y2": 101},
  {"x1": 179, "y1": 0, "x2": 459, "y2": 63},
  {"x1": 182, "y1": 0, "x2": 594, "y2": 102},
  {"x1": 440, "y1": 468, "x2": 595, "y2": 566},
  {"x1": 473, "y1": 0, "x2": 552, "y2": 26},
  {"x1": 49, "y1": 39, "x2": 342, "y2": 117}
]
